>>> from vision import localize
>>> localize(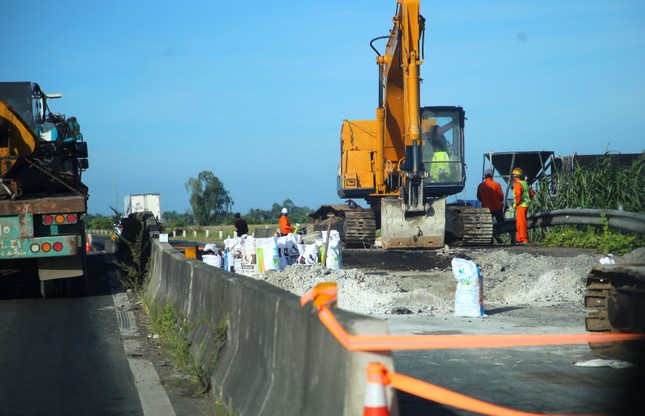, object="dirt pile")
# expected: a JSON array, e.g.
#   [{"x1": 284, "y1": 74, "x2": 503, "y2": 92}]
[{"x1": 255, "y1": 247, "x2": 645, "y2": 316}]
